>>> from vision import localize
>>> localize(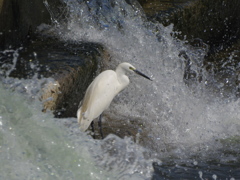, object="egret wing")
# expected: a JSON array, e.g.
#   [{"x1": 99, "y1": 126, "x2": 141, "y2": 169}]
[{"x1": 78, "y1": 70, "x2": 119, "y2": 131}]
